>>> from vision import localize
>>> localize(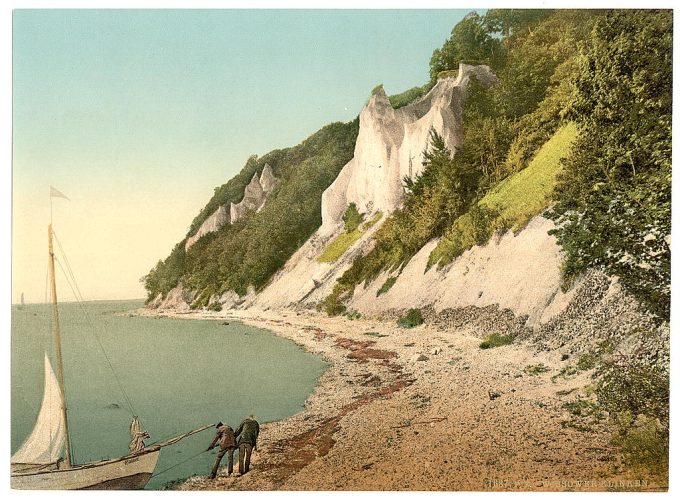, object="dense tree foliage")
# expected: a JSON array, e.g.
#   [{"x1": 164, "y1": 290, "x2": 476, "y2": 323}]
[
  {"x1": 146, "y1": 9, "x2": 671, "y2": 324},
  {"x1": 144, "y1": 119, "x2": 359, "y2": 302},
  {"x1": 425, "y1": 9, "x2": 672, "y2": 320},
  {"x1": 429, "y1": 12, "x2": 502, "y2": 80},
  {"x1": 142, "y1": 241, "x2": 186, "y2": 302},
  {"x1": 548, "y1": 10, "x2": 672, "y2": 319},
  {"x1": 323, "y1": 9, "x2": 605, "y2": 314}
]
